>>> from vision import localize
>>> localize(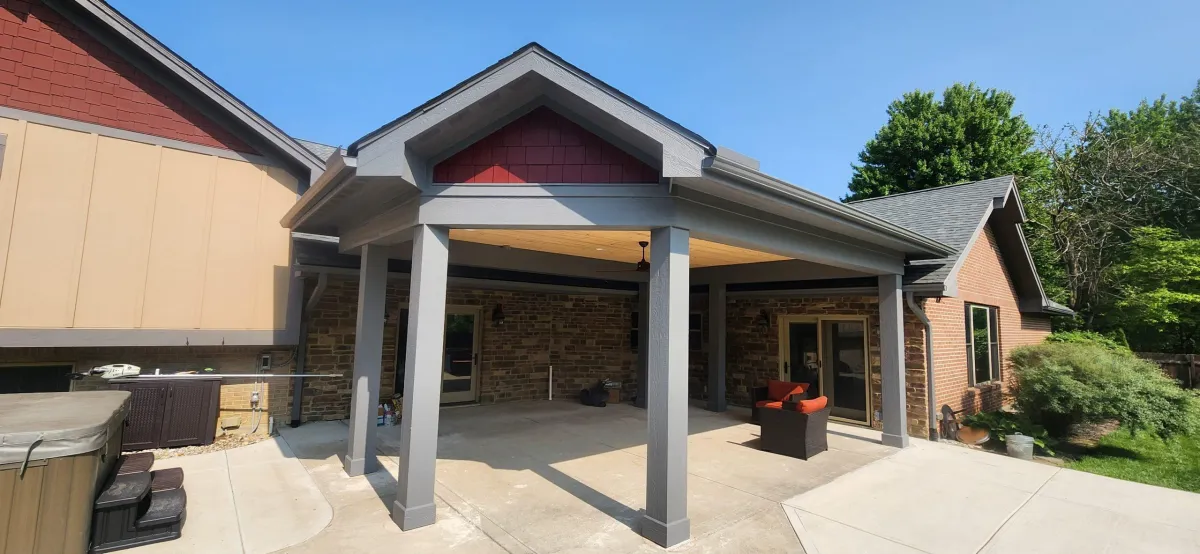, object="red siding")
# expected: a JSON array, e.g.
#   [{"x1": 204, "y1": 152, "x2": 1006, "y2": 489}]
[
  {"x1": 0, "y1": 0, "x2": 255, "y2": 153},
  {"x1": 432, "y1": 106, "x2": 658, "y2": 184}
]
